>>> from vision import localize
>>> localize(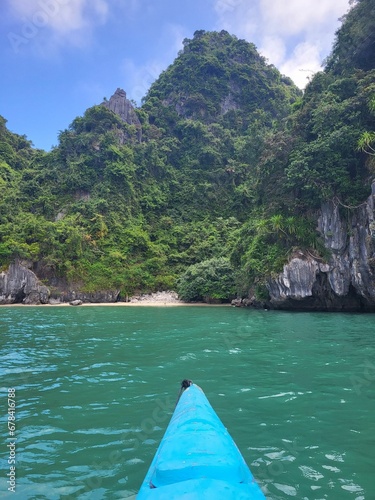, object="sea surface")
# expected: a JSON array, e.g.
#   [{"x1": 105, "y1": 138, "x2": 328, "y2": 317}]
[{"x1": 0, "y1": 305, "x2": 374, "y2": 499}]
